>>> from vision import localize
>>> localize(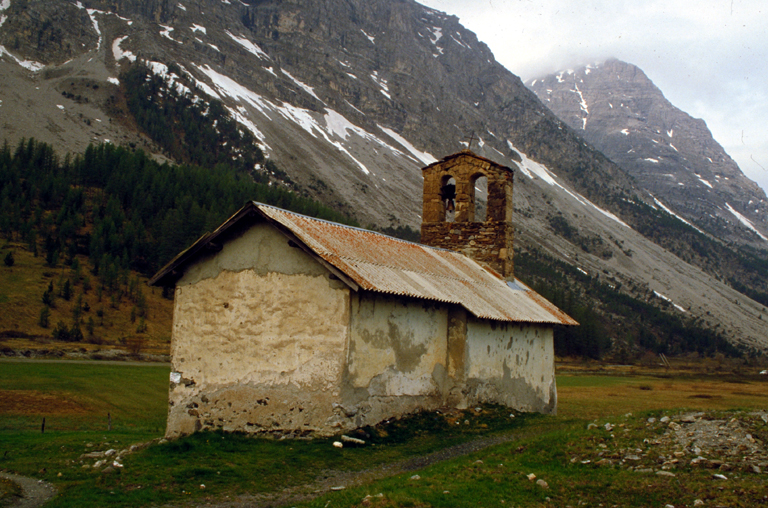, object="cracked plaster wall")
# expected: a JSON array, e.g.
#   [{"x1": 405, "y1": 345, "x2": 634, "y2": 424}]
[
  {"x1": 166, "y1": 223, "x2": 350, "y2": 438},
  {"x1": 164, "y1": 221, "x2": 557, "y2": 438},
  {"x1": 338, "y1": 293, "x2": 449, "y2": 428},
  {"x1": 465, "y1": 319, "x2": 556, "y2": 414}
]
